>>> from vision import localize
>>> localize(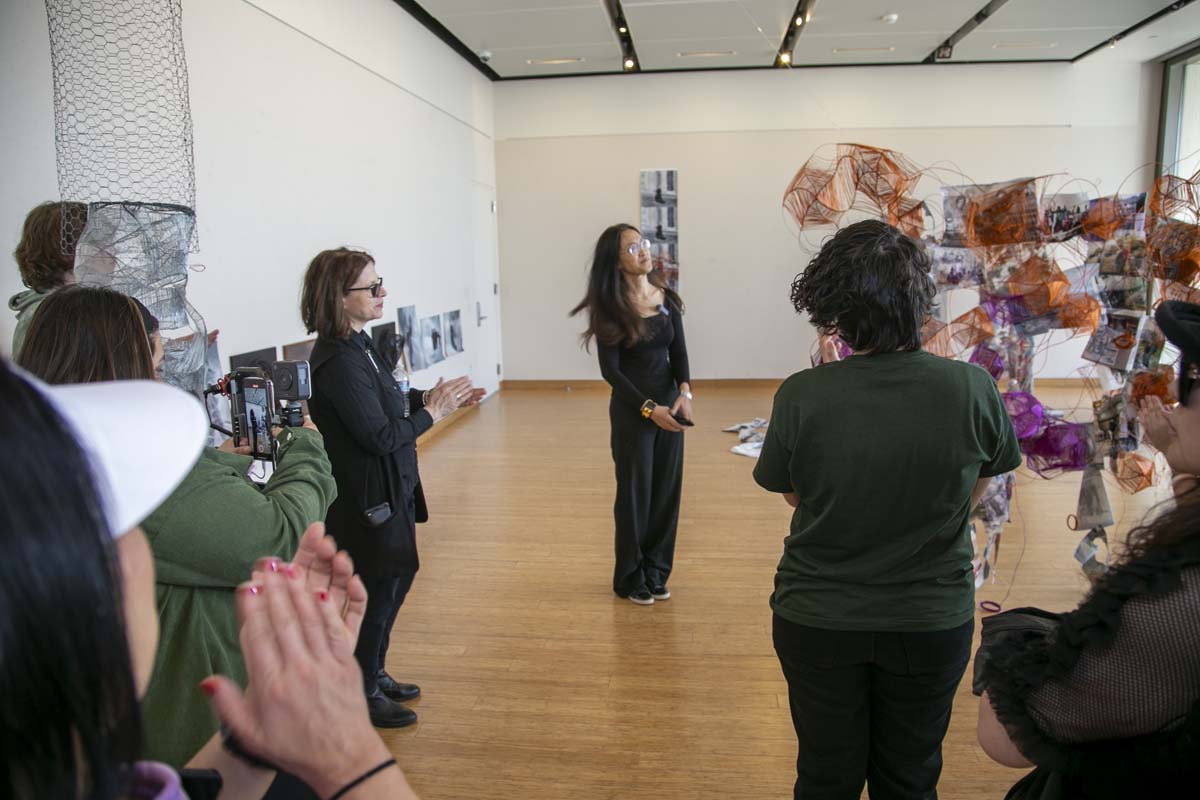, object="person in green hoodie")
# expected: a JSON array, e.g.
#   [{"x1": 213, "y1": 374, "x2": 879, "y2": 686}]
[
  {"x1": 17, "y1": 285, "x2": 338, "y2": 770},
  {"x1": 9, "y1": 201, "x2": 86, "y2": 357}
]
